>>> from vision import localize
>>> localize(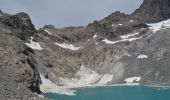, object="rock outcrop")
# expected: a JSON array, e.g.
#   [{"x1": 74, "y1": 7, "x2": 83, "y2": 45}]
[
  {"x1": 132, "y1": 0, "x2": 170, "y2": 22},
  {"x1": 0, "y1": 11, "x2": 45, "y2": 99}
]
